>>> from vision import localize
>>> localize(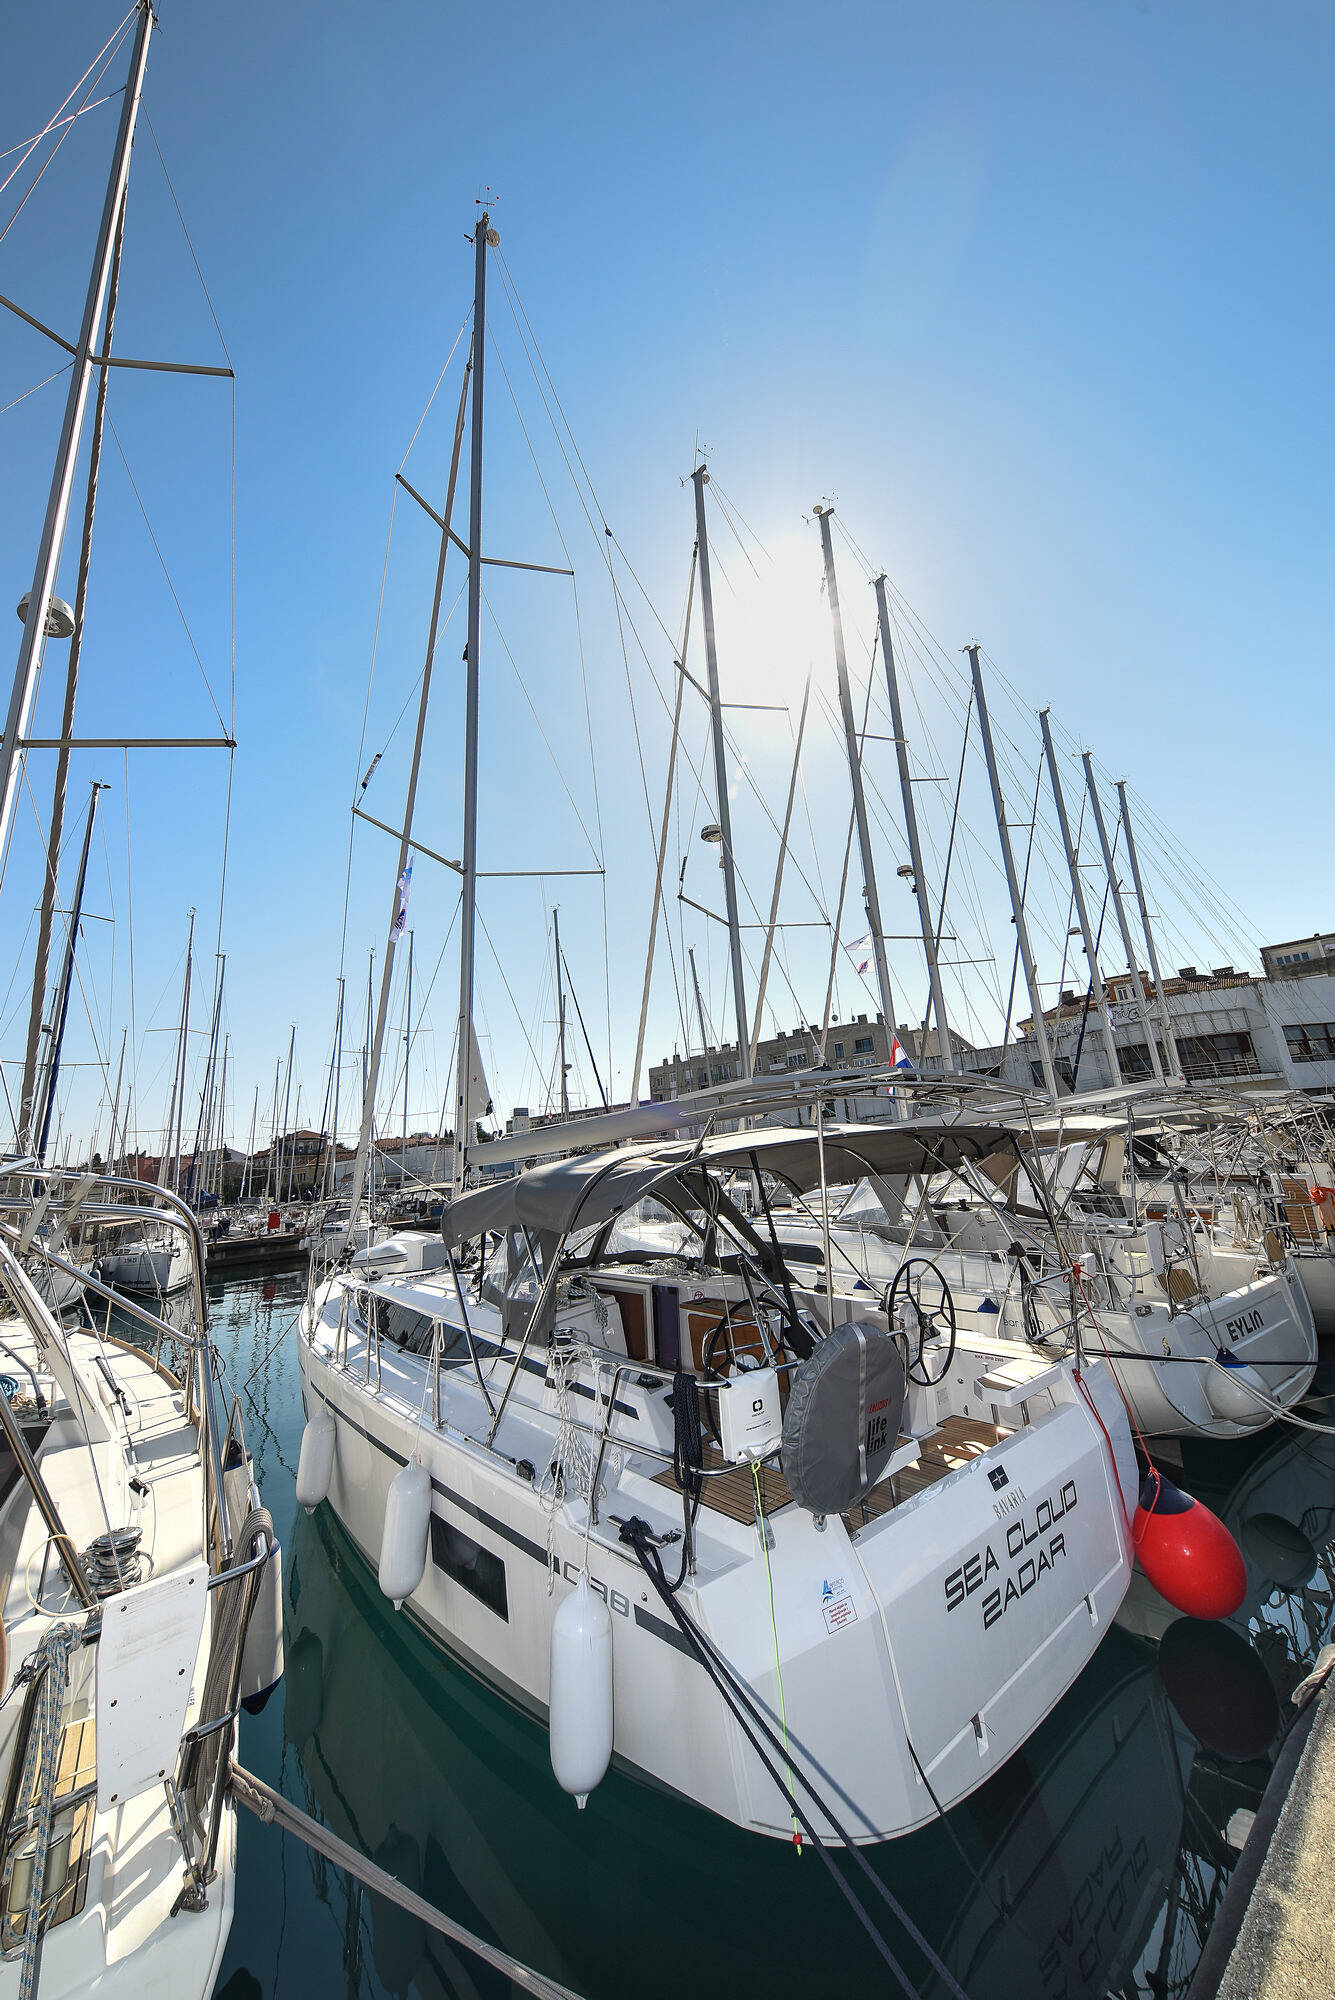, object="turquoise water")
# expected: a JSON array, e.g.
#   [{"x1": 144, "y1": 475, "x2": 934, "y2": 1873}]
[{"x1": 197, "y1": 1272, "x2": 1335, "y2": 2000}]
